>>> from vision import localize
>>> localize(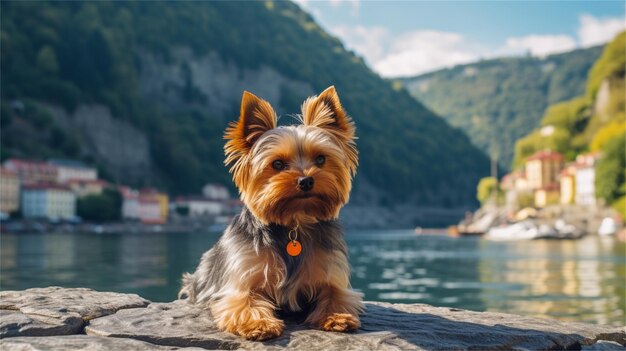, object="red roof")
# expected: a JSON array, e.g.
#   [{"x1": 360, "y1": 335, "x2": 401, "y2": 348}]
[
  {"x1": 22, "y1": 182, "x2": 71, "y2": 191},
  {"x1": 527, "y1": 150, "x2": 564, "y2": 162},
  {"x1": 4, "y1": 159, "x2": 57, "y2": 172}
]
